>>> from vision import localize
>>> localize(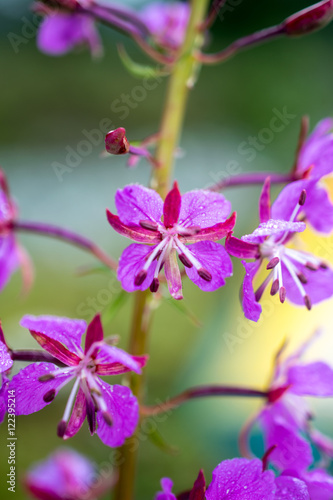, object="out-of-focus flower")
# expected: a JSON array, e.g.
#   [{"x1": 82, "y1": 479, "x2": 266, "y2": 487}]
[
  {"x1": 37, "y1": 10, "x2": 102, "y2": 57},
  {"x1": 107, "y1": 182, "x2": 236, "y2": 299},
  {"x1": 9, "y1": 314, "x2": 147, "y2": 447},
  {"x1": 25, "y1": 447, "x2": 111, "y2": 500},
  {"x1": 142, "y1": 1, "x2": 190, "y2": 50},
  {"x1": 156, "y1": 458, "x2": 309, "y2": 499},
  {"x1": 286, "y1": 467, "x2": 333, "y2": 500},
  {"x1": 242, "y1": 333, "x2": 333, "y2": 473},
  {"x1": 284, "y1": 0, "x2": 333, "y2": 36},
  {"x1": 226, "y1": 179, "x2": 333, "y2": 321},
  {"x1": 0, "y1": 324, "x2": 12, "y2": 424}
]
